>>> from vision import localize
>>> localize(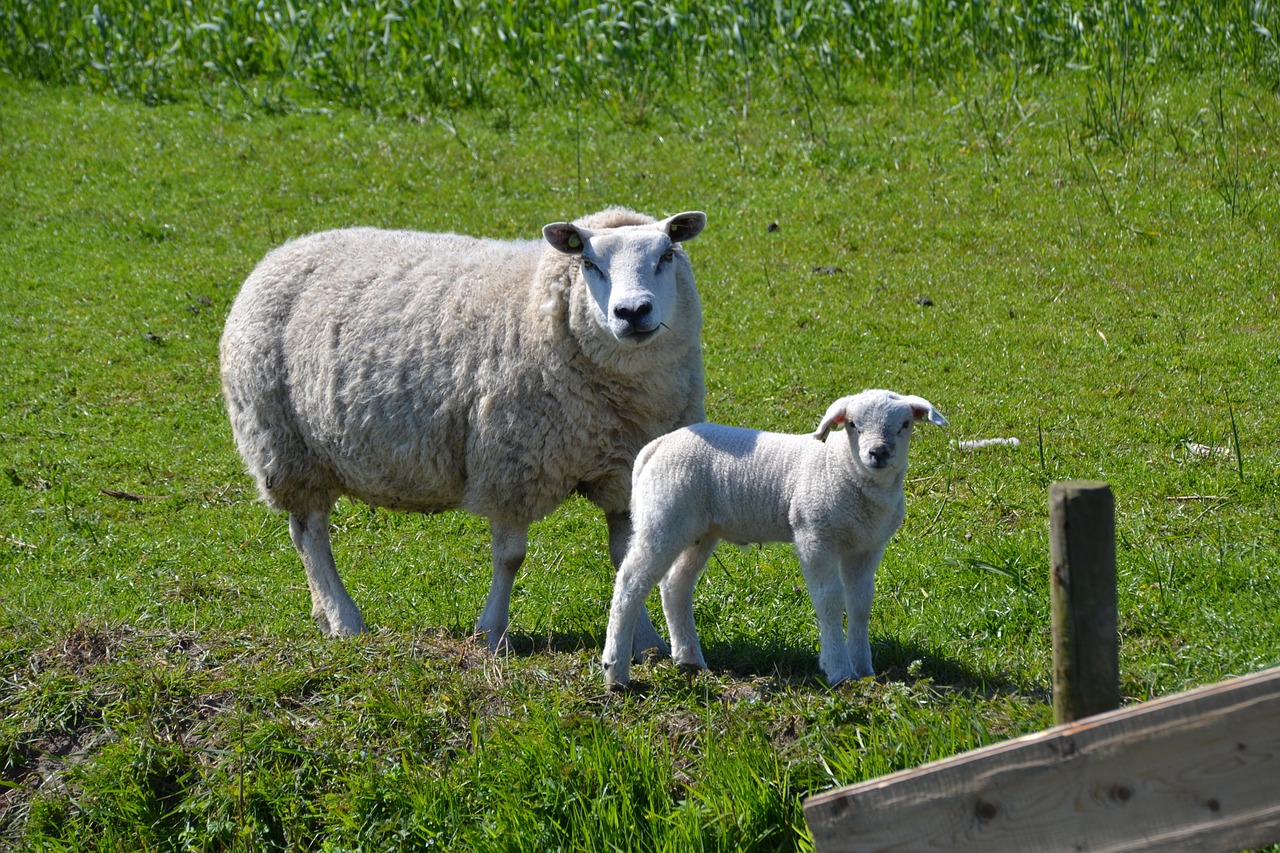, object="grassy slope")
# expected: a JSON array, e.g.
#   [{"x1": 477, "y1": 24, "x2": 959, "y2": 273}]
[{"x1": 0, "y1": 67, "x2": 1278, "y2": 849}]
